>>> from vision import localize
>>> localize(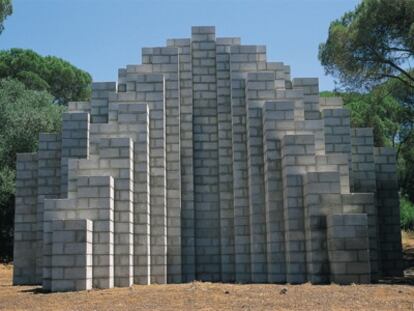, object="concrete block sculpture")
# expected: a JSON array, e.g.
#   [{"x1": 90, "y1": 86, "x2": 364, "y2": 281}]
[{"x1": 13, "y1": 26, "x2": 403, "y2": 291}]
